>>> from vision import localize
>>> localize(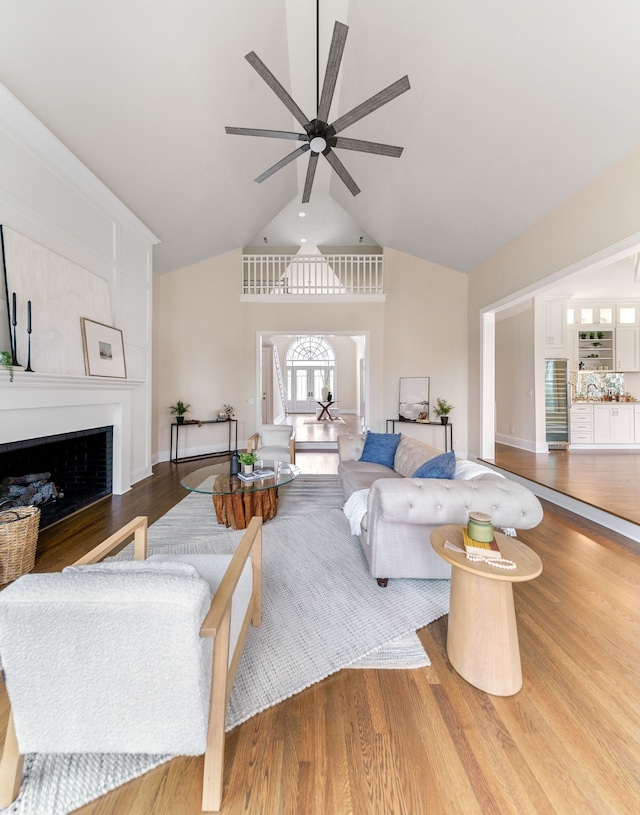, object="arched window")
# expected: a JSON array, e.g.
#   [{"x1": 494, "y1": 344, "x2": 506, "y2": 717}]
[
  {"x1": 286, "y1": 336, "x2": 335, "y2": 365},
  {"x1": 285, "y1": 336, "x2": 336, "y2": 410}
]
